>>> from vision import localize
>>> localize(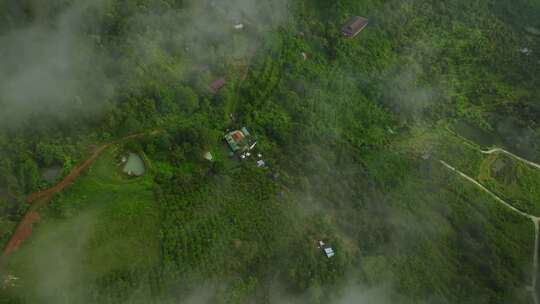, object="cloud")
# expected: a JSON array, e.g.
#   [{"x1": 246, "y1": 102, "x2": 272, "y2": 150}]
[
  {"x1": 5, "y1": 211, "x2": 98, "y2": 303},
  {"x1": 0, "y1": 0, "x2": 291, "y2": 128},
  {"x1": 0, "y1": 2, "x2": 113, "y2": 127}
]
